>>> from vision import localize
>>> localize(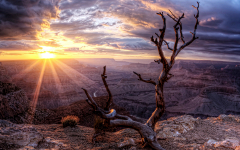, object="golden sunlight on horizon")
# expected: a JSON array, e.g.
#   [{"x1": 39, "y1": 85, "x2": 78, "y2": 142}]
[{"x1": 40, "y1": 52, "x2": 56, "y2": 59}]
